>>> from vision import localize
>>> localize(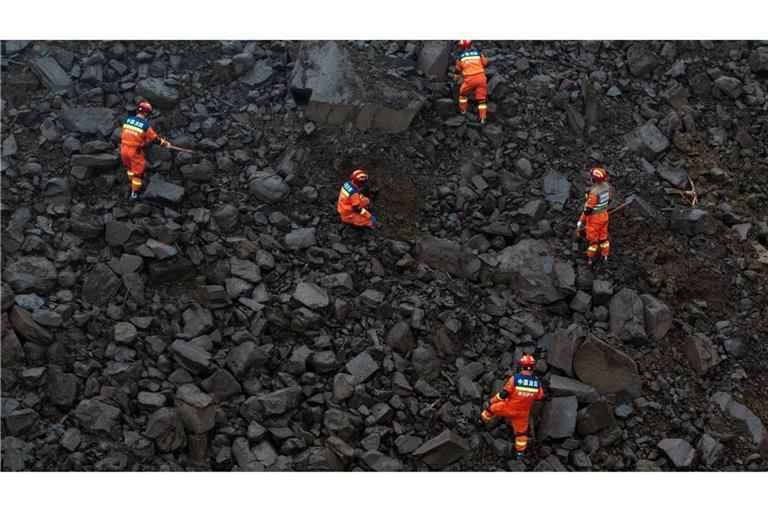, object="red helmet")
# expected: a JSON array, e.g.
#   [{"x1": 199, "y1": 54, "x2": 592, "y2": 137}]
[
  {"x1": 459, "y1": 40, "x2": 472, "y2": 50},
  {"x1": 350, "y1": 169, "x2": 368, "y2": 185},
  {"x1": 136, "y1": 101, "x2": 153, "y2": 115},
  {"x1": 519, "y1": 354, "x2": 536, "y2": 368},
  {"x1": 590, "y1": 167, "x2": 607, "y2": 182}
]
